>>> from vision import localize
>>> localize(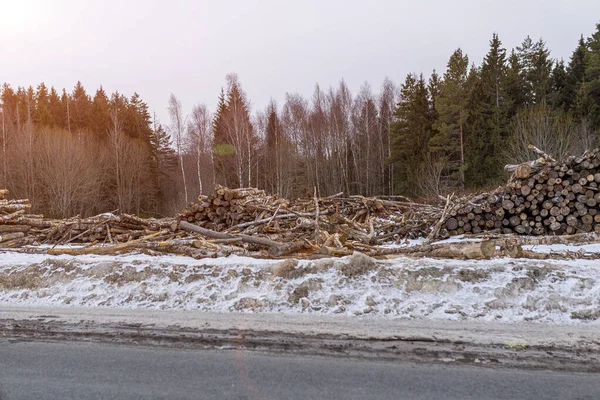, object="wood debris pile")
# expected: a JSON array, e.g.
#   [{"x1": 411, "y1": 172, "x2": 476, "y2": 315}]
[
  {"x1": 5, "y1": 143, "x2": 600, "y2": 262},
  {"x1": 0, "y1": 186, "x2": 446, "y2": 258},
  {"x1": 443, "y1": 146, "x2": 600, "y2": 237},
  {"x1": 180, "y1": 185, "x2": 441, "y2": 247}
]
